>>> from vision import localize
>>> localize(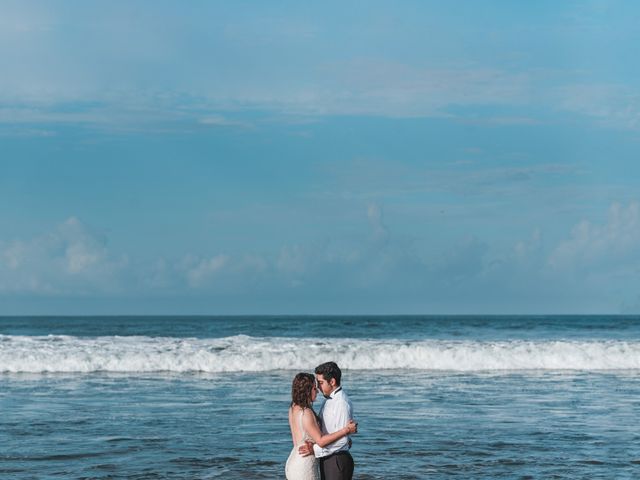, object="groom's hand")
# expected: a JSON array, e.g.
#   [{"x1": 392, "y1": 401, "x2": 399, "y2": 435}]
[{"x1": 298, "y1": 441, "x2": 314, "y2": 457}]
